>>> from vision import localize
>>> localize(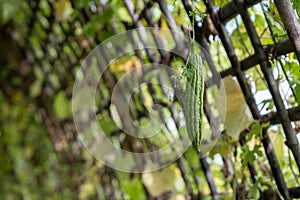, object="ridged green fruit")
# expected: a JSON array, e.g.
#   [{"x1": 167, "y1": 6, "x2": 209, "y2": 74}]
[{"x1": 183, "y1": 41, "x2": 204, "y2": 151}]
